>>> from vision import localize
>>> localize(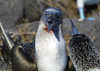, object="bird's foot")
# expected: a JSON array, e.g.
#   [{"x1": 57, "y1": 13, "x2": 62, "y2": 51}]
[
  {"x1": 78, "y1": 17, "x2": 95, "y2": 22},
  {"x1": 86, "y1": 17, "x2": 95, "y2": 21}
]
